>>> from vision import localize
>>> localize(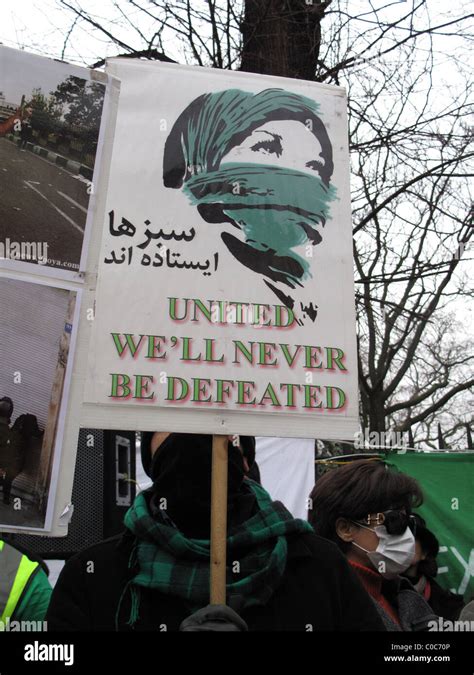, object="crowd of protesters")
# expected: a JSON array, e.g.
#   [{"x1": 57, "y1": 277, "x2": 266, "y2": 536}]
[{"x1": 0, "y1": 431, "x2": 469, "y2": 631}]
